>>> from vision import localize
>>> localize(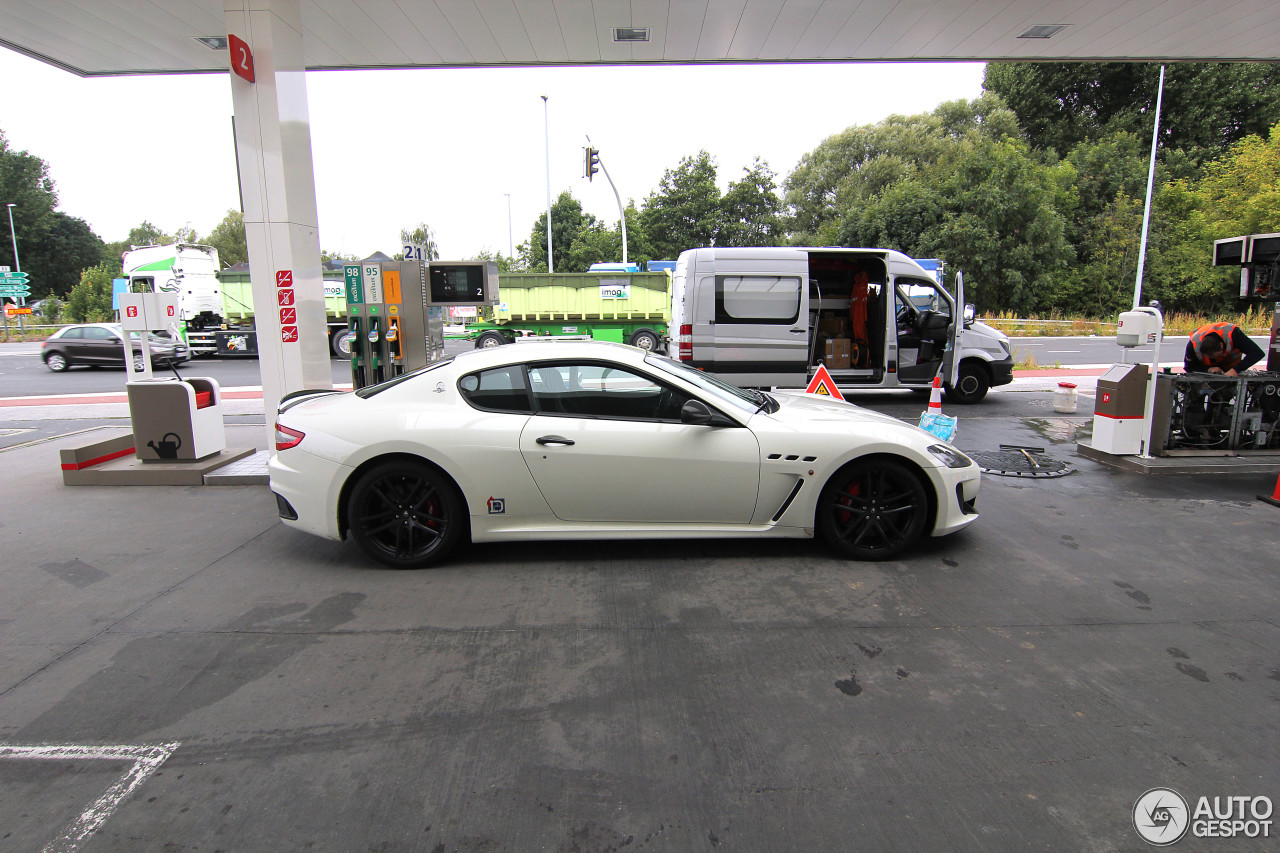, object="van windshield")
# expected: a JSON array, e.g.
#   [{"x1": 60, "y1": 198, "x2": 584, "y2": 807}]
[{"x1": 644, "y1": 354, "x2": 759, "y2": 414}]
